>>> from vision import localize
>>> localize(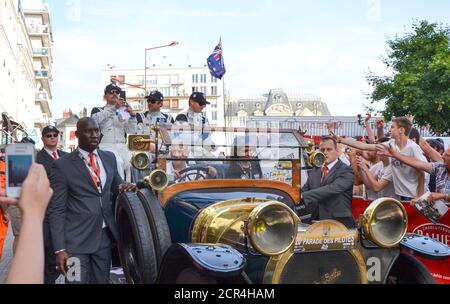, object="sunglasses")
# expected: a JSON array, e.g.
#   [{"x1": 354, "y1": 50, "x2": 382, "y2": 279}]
[
  {"x1": 44, "y1": 134, "x2": 58, "y2": 138},
  {"x1": 147, "y1": 100, "x2": 161, "y2": 104},
  {"x1": 108, "y1": 90, "x2": 120, "y2": 95}
]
